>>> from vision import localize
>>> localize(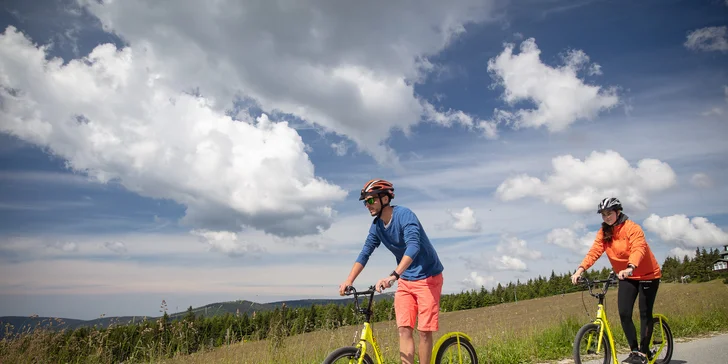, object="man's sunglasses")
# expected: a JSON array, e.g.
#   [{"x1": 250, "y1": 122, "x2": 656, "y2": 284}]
[{"x1": 363, "y1": 197, "x2": 377, "y2": 205}]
